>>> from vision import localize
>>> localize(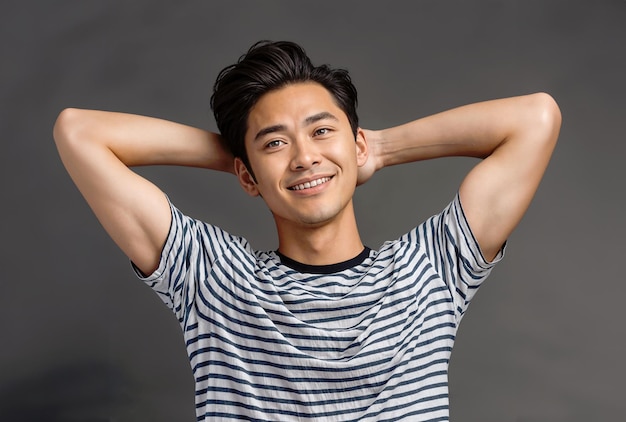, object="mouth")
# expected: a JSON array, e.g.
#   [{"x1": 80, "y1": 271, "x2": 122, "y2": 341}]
[{"x1": 288, "y1": 176, "x2": 333, "y2": 191}]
